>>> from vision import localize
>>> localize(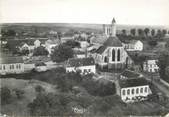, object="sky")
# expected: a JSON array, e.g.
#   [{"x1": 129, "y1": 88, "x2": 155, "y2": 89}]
[{"x1": 0, "y1": 0, "x2": 169, "y2": 26}]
